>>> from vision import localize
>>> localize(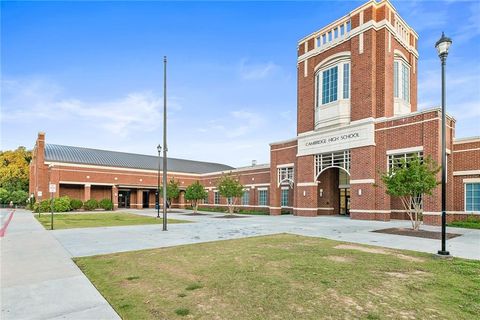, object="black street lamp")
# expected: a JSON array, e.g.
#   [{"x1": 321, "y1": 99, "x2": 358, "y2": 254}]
[
  {"x1": 435, "y1": 32, "x2": 452, "y2": 256},
  {"x1": 156, "y1": 144, "x2": 162, "y2": 218}
]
